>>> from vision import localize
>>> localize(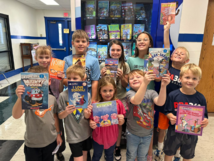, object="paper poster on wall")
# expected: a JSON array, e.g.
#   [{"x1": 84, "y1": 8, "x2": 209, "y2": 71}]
[{"x1": 64, "y1": 29, "x2": 69, "y2": 33}]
